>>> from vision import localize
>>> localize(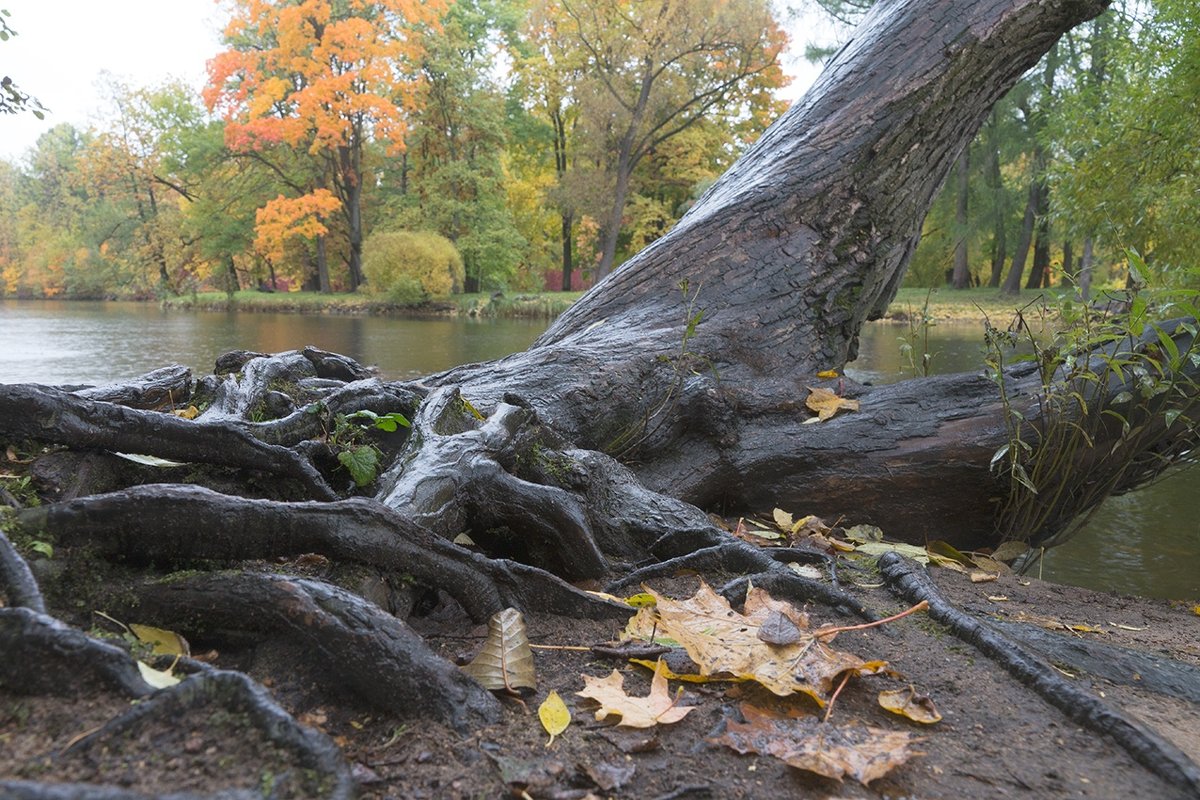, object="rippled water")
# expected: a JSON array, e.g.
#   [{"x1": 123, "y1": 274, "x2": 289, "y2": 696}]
[{"x1": 1, "y1": 299, "x2": 1196, "y2": 599}]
